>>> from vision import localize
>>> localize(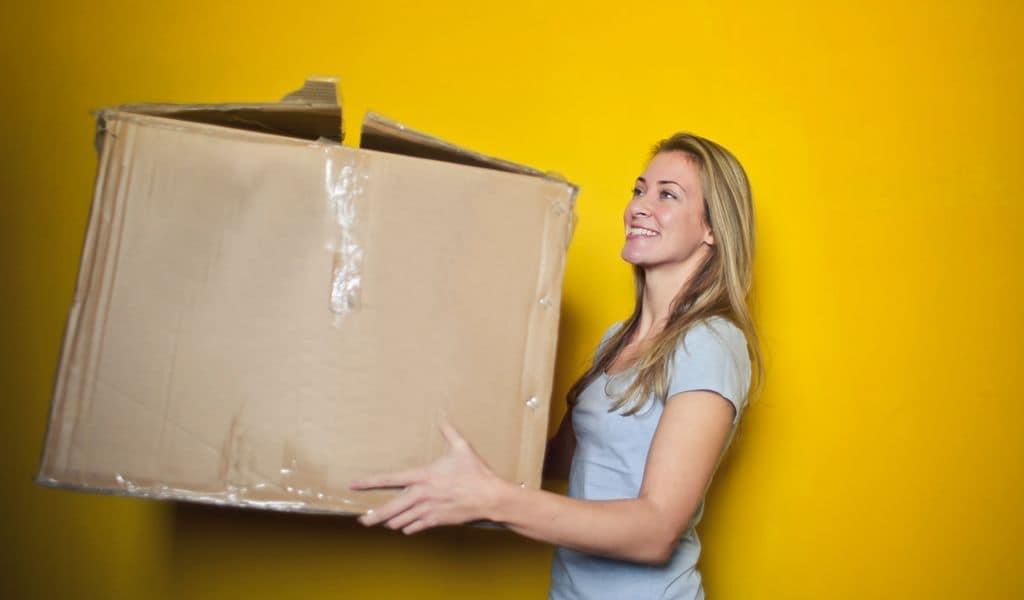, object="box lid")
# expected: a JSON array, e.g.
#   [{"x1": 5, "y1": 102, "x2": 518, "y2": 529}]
[
  {"x1": 359, "y1": 111, "x2": 578, "y2": 193},
  {"x1": 96, "y1": 76, "x2": 344, "y2": 143}
]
